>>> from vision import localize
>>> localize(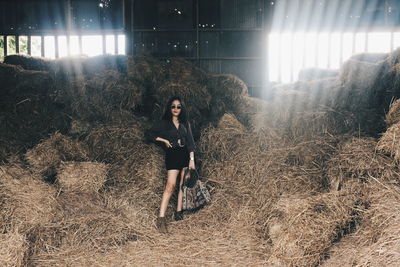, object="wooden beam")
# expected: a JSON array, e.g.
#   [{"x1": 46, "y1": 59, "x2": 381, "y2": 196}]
[
  {"x1": 27, "y1": 35, "x2": 31, "y2": 55},
  {"x1": 41, "y1": 35, "x2": 45, "y2": 57}
]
